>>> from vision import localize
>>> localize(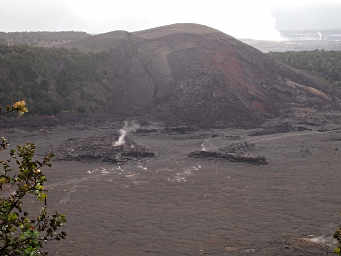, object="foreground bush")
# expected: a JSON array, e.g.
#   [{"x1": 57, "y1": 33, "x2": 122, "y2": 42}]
[{"x1": 0, "y1": 101, "x2": 66, "y2": 255}]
